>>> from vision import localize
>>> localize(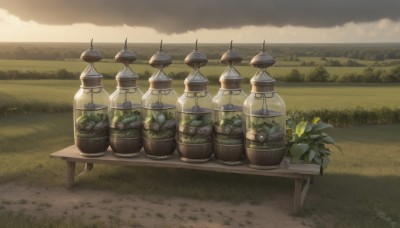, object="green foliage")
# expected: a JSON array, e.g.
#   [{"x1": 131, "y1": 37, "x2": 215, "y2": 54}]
[
  {"x1": 306, "y1": 66, "x2": 330, "y2": 82},
  {"x1": 285, "y1": 69, "x2": 304, "y2": 82},
  {"x1": 286, "y1": 115, "x2": 341, "y2": 174},
  {"x1": 292, "y1": 106, "x2": 400, "y2": 127}
]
